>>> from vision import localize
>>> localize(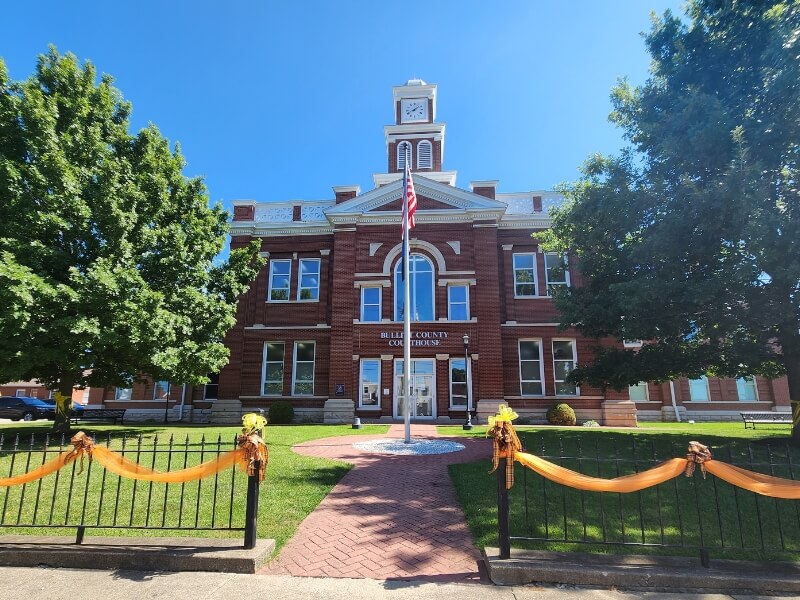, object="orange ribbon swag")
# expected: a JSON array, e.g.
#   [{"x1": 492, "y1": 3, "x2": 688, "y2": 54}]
[
  {"x1": 0, "y1": 413, "x2": 270, "y2": 487},
  {"x1": 485, "y1": 416, "x2": 800, "y2": 500}
]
